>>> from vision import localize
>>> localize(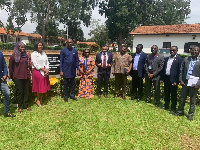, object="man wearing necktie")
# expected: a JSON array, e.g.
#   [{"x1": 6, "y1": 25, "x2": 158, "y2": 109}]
[
  {"x1": 176, "y1": 46, "x2": 200, "y2": 121},
  {"x1": 95, "y1": 45, "x2": 113, "y2": 98},
  {"x1": 144, "y1": 45, "x2": 164, "y2": 107}
]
